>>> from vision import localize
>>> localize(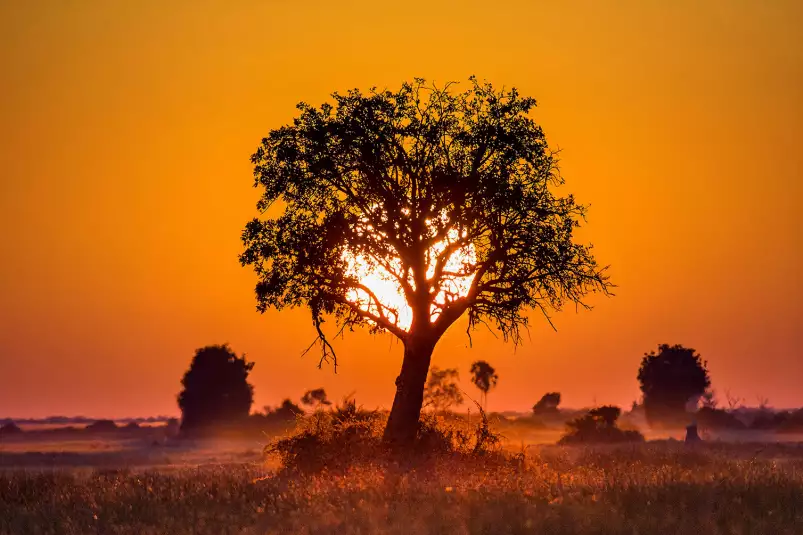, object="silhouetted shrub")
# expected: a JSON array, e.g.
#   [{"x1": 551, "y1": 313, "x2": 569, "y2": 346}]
[
  {"x1": 749, "y1": 410, "x2": 790, "y2": 431},
  {"x1": 264, "y1": 399, "x2": 305, "y2": 421},
  {"x1": 532, "y1": 392, "x2": 562, "y2": 415},
  {"x1": 696, "y1": 407, "x2": 746, "y2": 431},
  {"x1": 300, "y1": 388, "x2": 332, "y2": 410},
  {"x1": 86, "y1": 420, "x2": 118, "y2": 433},
  {"x1": 638, "y1": 344, "x2": 711, "y2": 427},
  {"x1": 122, "y1": 422, "x2": 140, "y2": 431},
  {"x1": 559, "y1": 406, "x2": 644, "y2": 445},
  {"x1": 778, "y1": 409, "x2": 803, "y2": 433},
  {"x1": 177, "y1": 344, "x2": 254, "y2": 435},
  {"x1": 0, "y1": 422, "x2": 22, "y2": 435}
]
